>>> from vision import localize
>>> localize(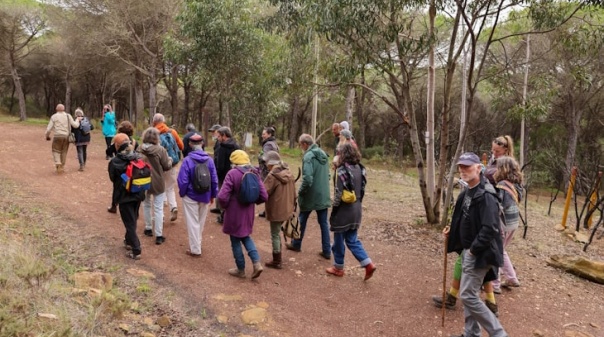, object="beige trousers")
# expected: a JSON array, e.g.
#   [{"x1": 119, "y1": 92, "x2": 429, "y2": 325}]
[{"x1": 52, "y1": 136, "x2": 69, "y2": 166}]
